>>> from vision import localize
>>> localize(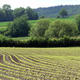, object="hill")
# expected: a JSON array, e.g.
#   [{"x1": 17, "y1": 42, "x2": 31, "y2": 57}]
[{"x1": 35, "y1": 5, "x2": 80, "y2": 18}]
